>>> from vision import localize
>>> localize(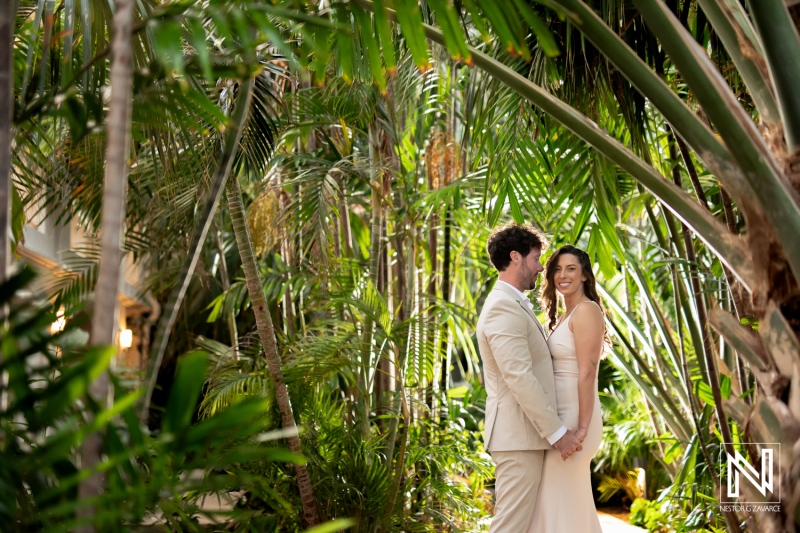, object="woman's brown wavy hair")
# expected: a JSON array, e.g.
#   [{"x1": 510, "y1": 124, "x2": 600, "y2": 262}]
[{"x1": 540, "y1": 245, "x2": 607, "y2": 337}]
